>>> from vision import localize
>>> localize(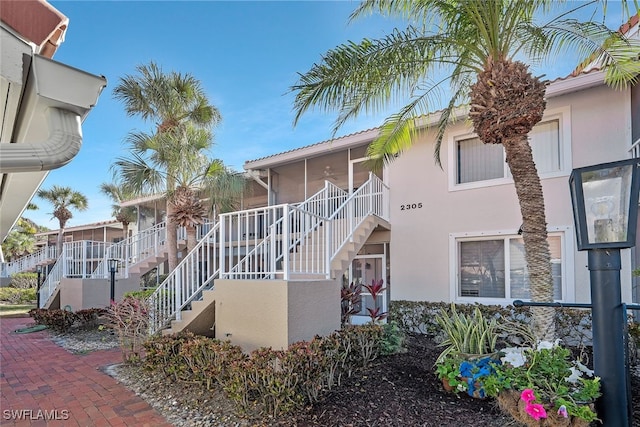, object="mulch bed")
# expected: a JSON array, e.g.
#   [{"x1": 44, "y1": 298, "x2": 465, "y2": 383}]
[
  {"x1": 286, "y1": 333, "x2": 514, "y2": 426},
  {"x1": 67, "y1": 328, "x2": 640, "y2": 426}
]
